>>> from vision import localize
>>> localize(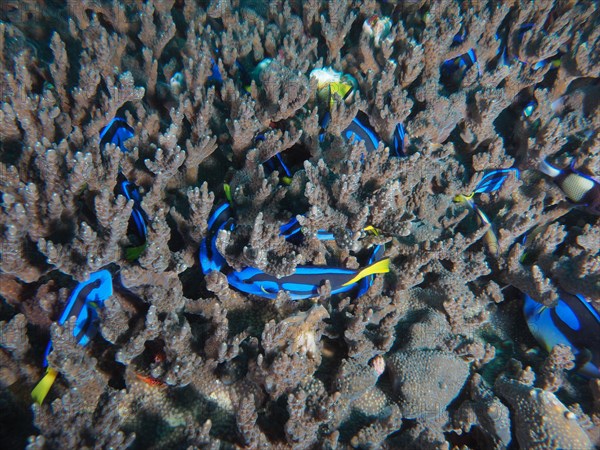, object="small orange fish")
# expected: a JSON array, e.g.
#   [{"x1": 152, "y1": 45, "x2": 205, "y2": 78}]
[{"x1": 135, "y1": 373, "x2": 166, "y2": 388}]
